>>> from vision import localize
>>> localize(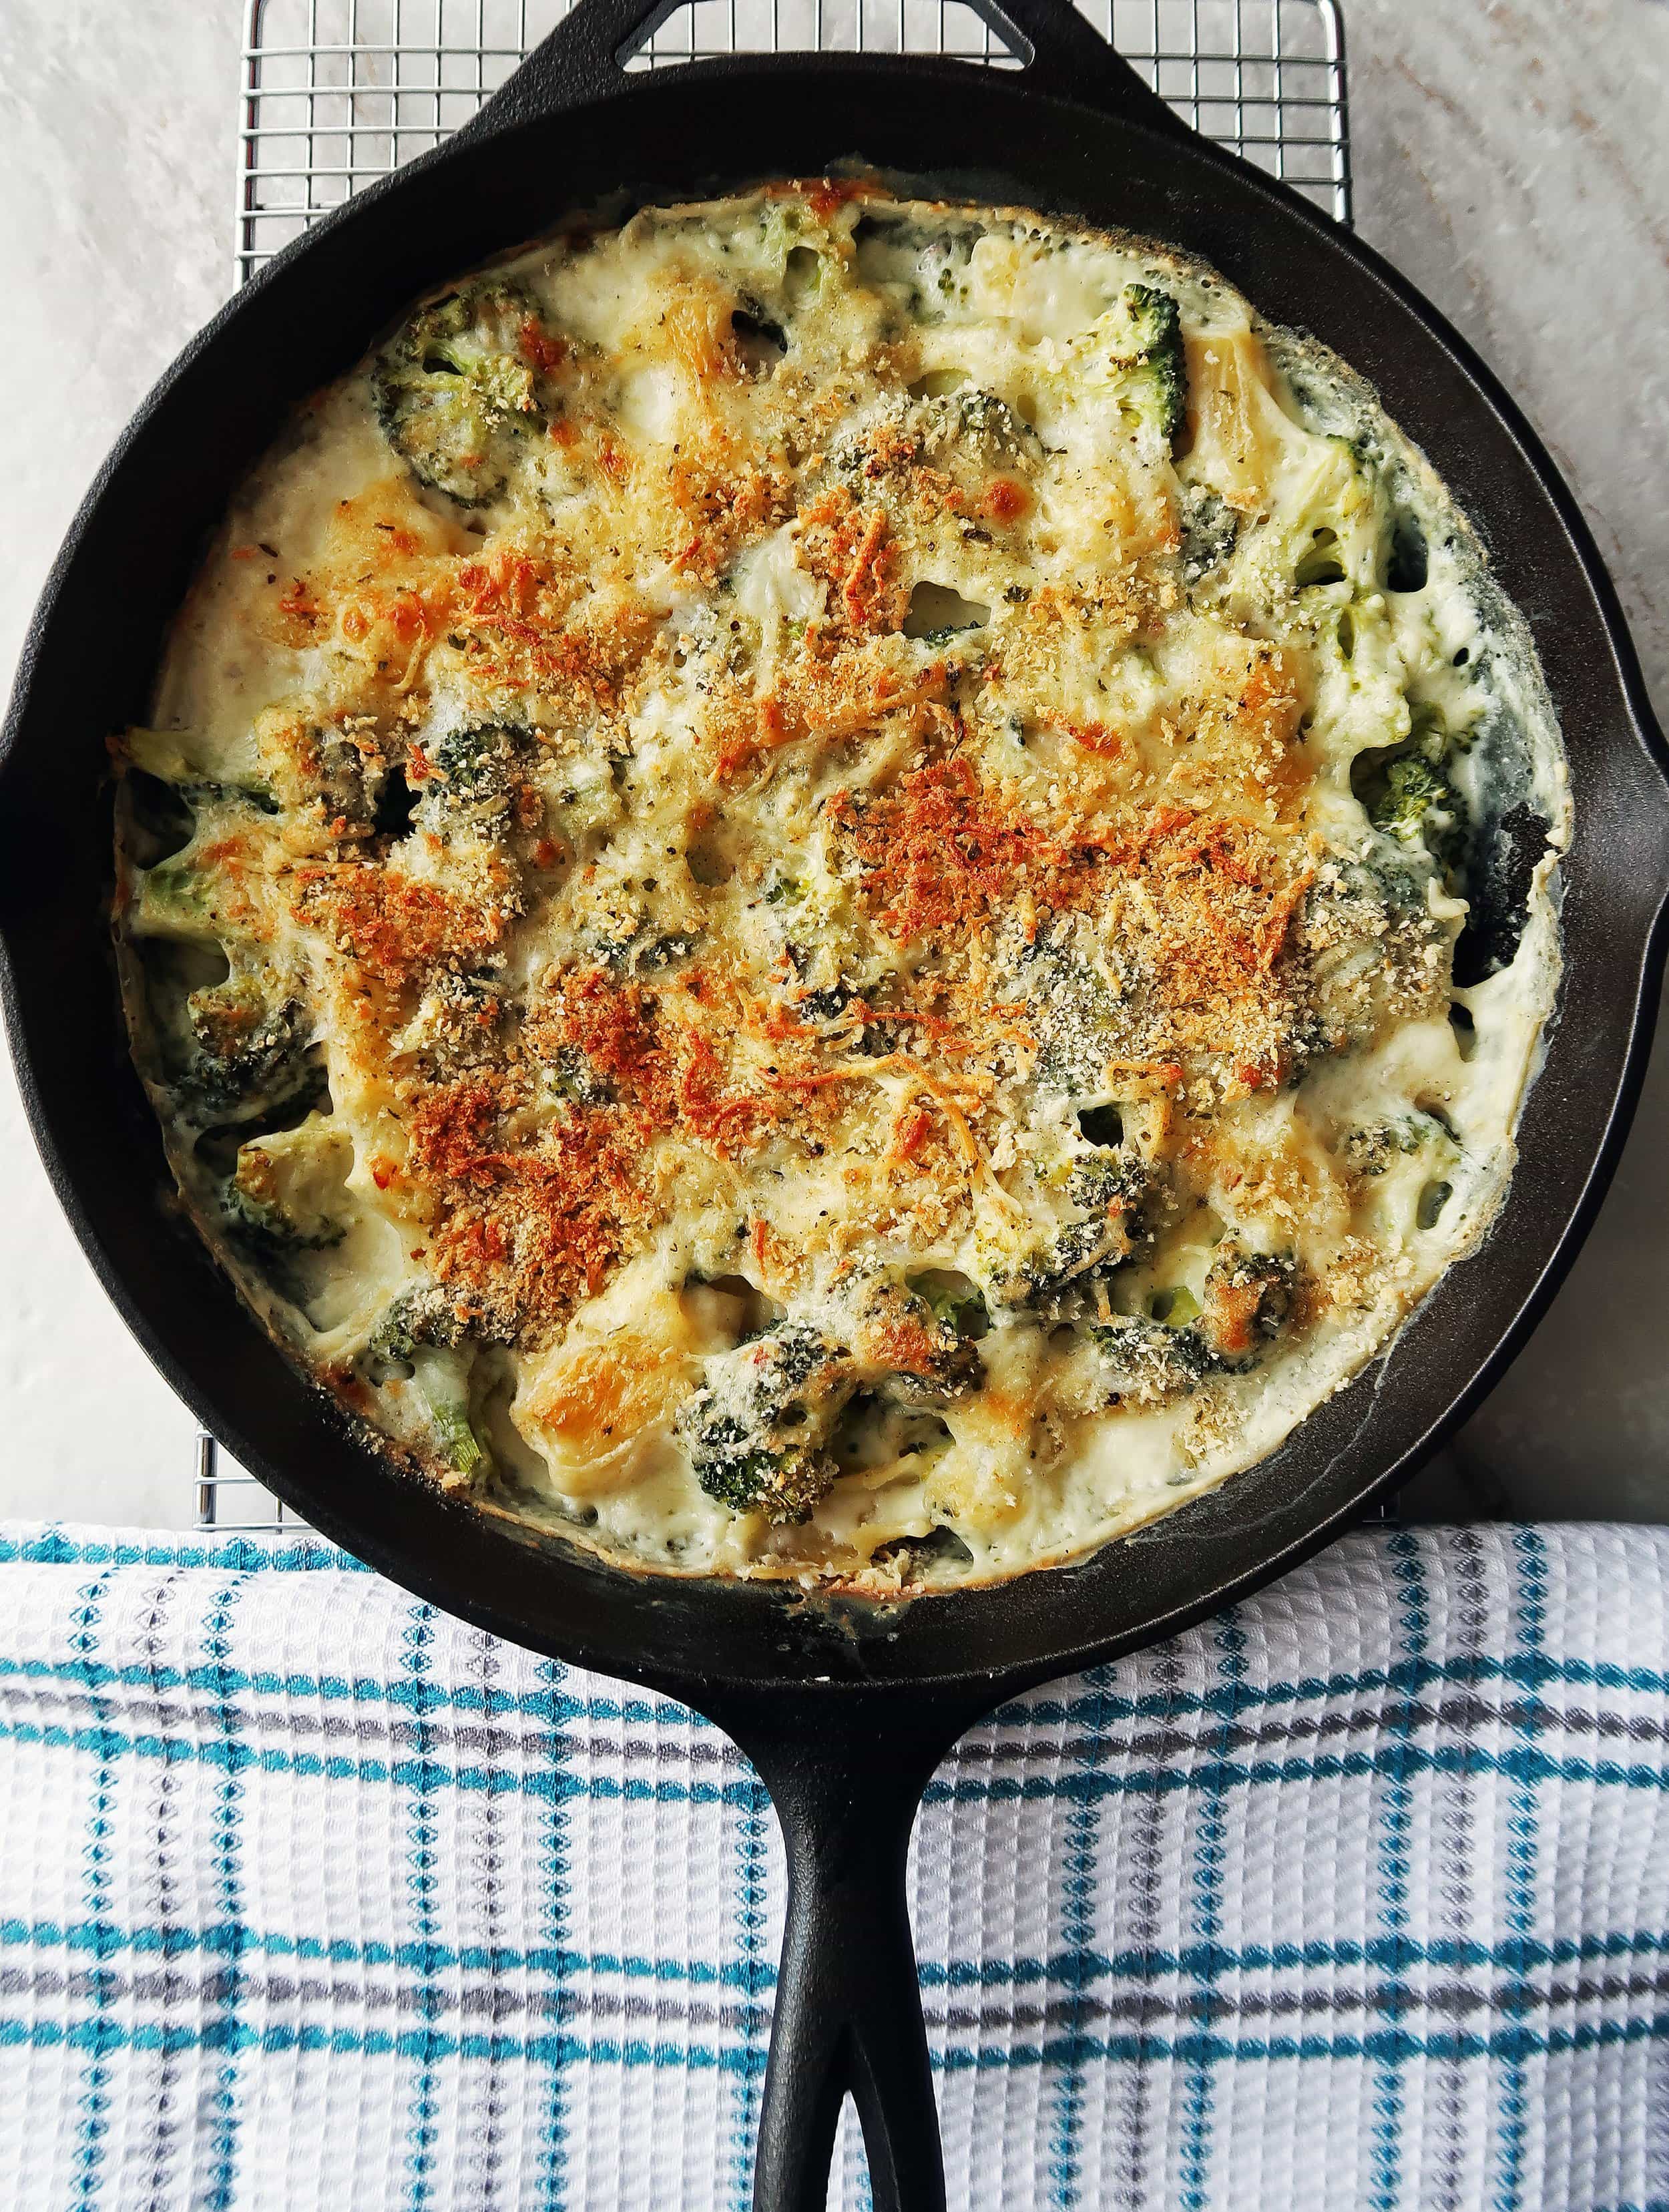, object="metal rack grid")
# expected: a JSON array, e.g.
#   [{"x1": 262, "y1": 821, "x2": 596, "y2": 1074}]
[
  {"x1": 196, "y1": 0, "x2": 1351, "y2": 1529},
  {"x1": 235, "y1": 0, "x2": 1349, "y2": 286}
]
